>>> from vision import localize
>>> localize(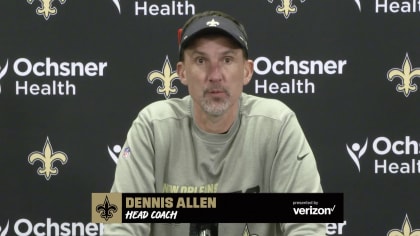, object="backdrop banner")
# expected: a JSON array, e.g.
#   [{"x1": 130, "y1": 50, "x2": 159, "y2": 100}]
[{"x1": 0, "y1": 0, "x2": 419, "y2": 235}]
